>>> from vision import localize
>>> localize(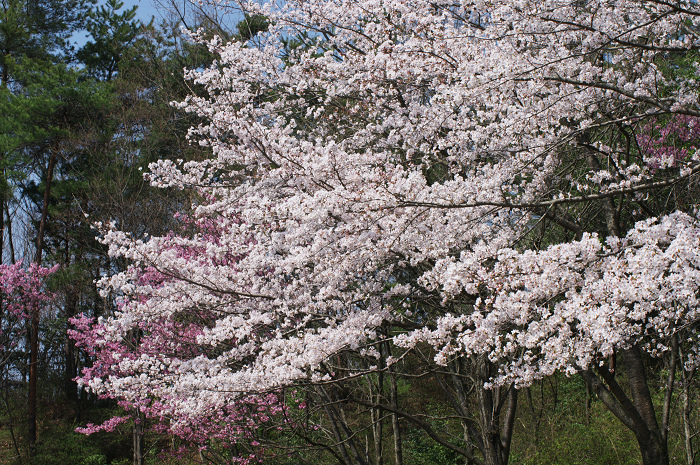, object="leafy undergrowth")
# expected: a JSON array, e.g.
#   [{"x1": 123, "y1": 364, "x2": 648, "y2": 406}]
[
  {"x1": 510, "y1": 376, "x2": 641, "y2": 465},
  {"x1": 0, "y1": 403, "x2": 201, "y2": 465},
  {"x1": 3, "y1": 373, "x2": 697, "y2": 465}
]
